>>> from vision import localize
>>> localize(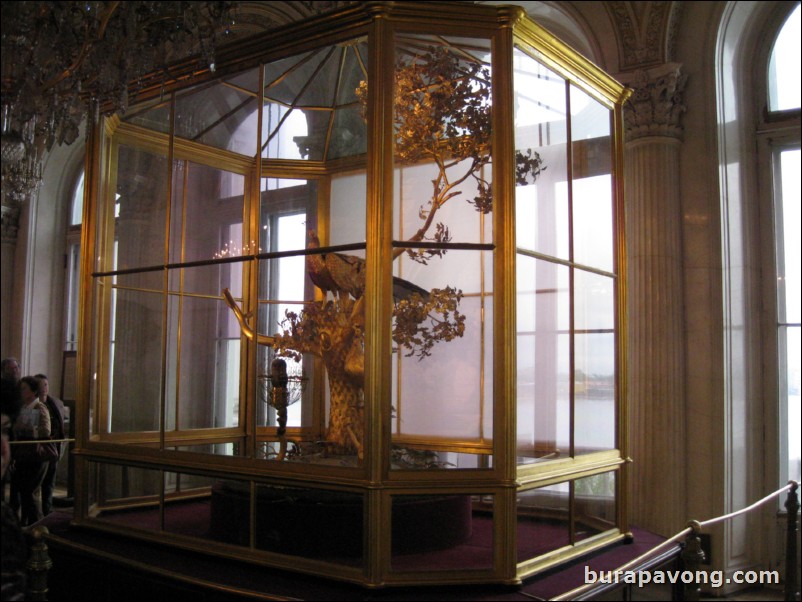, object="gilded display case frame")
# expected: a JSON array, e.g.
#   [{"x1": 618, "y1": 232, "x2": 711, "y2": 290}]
[{"x1": 73, "y1": 2, "x2": 631, "y2": 588}]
